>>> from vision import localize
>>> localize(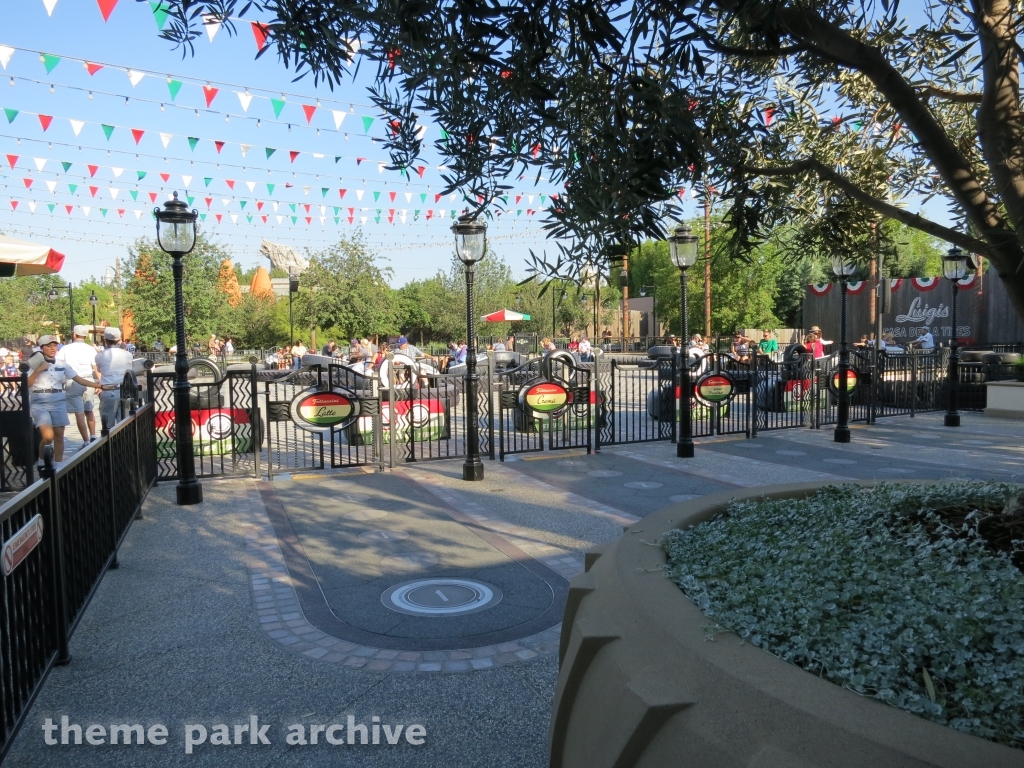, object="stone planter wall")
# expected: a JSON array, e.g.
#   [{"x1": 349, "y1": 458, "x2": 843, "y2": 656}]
[
  {"x1": 986, "y1": 381, "x2": 1024, "y2": 420},
  {"x1": 549, "y1": 482, "x2": 1024, "y2": 768}
]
